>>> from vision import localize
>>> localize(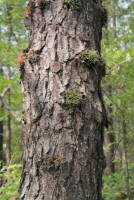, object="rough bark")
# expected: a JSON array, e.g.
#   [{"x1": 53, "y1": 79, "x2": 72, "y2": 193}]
[{"x1": 19, "y1": 0, "x2": 106, "y2": 199}]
